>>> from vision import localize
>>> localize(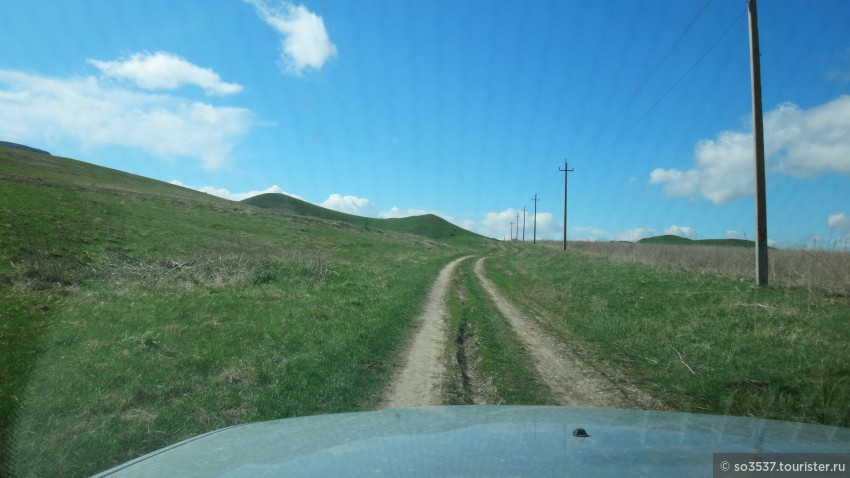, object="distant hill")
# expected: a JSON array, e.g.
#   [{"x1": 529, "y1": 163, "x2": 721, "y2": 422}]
[
  {"x1": 638, "y1": 235, "x2": 694, "y2": 245},
  {"x1": 0, "y1": 143, "x2": 484, "y2": 245},
  {"x1": 638, "y1": 235, "x2": 755, "y2": 248},
  {"x1": 0, "y1": 141, "x2": 50, "y2": 155},
  {"x1": 243, "y1": 193, "x2": 486, "y2": 242}
]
